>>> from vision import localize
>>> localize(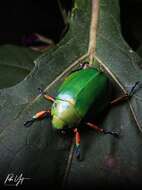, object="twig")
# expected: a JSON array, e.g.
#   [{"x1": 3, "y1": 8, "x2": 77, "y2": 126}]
[
  {"x1": 88, "y1": 0, "x2": 100, "y2": 66},
  {"x1": 62, "y1": 143, "x2": 75, "y2": 189},
  {"x1": 34, "y1": 33, "x2": 54, "y2": 45}
]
